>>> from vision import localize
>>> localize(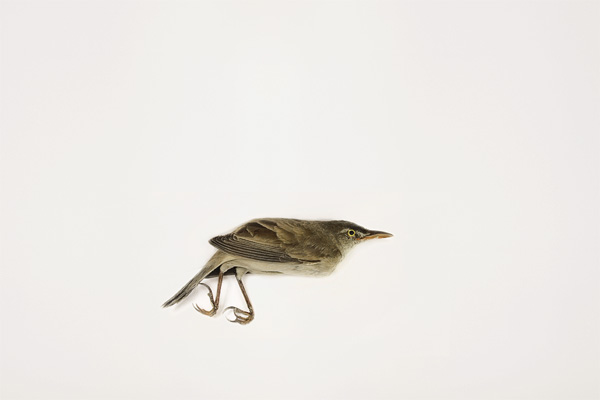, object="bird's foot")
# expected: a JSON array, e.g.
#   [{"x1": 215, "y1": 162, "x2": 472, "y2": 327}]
[
  {"x1": 193, "y1": 283, "x2": 217, "y2": 316},
  {"x1": 224, "y1": 306, "x2": 254, "y2": 325}
]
